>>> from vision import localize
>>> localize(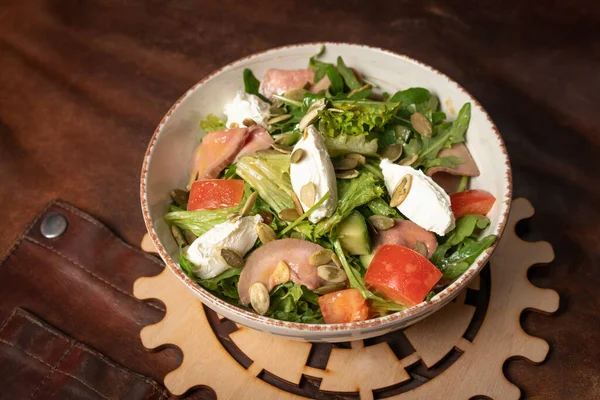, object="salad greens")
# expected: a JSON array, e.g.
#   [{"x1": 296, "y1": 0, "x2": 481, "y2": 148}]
[{"x1": 163, "y1": 46, "x2": 497, "y2": 324}]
